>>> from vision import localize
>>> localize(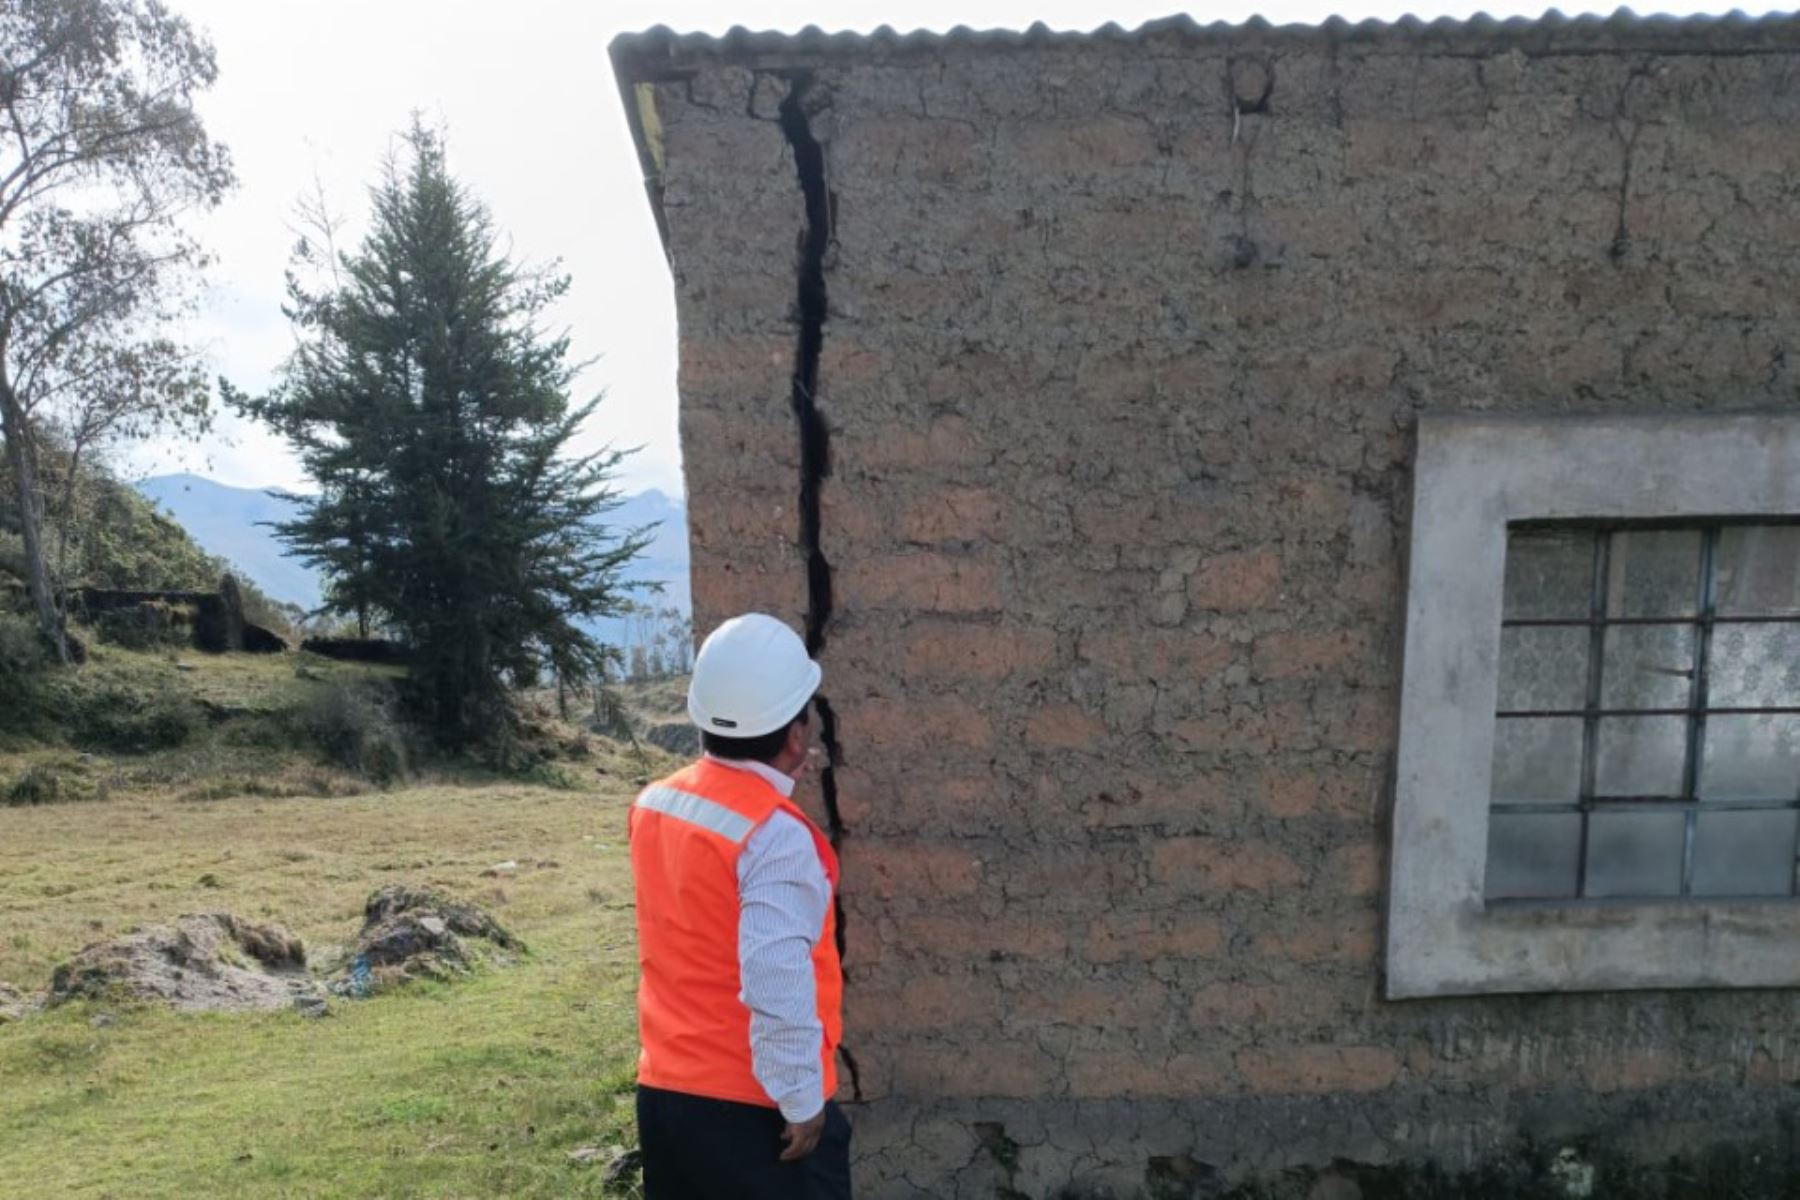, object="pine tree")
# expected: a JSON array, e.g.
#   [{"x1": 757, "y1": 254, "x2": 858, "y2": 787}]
[{"x1": 235, "y1": 124, "x2": 647, "y2": 746}]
